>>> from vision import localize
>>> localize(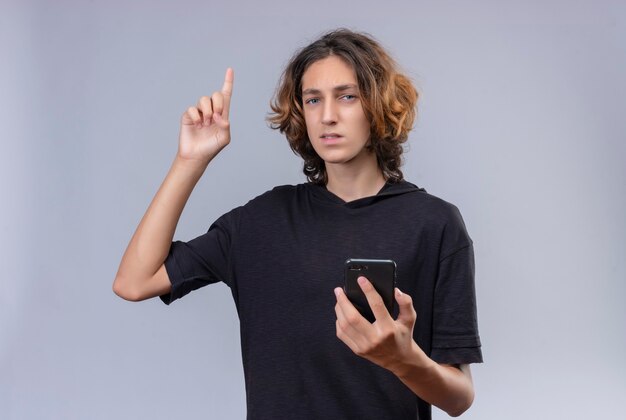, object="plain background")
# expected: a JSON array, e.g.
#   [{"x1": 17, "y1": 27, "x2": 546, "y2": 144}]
[{"x1": 2, "y1": 1, "x2": 625, "y2": 419}]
